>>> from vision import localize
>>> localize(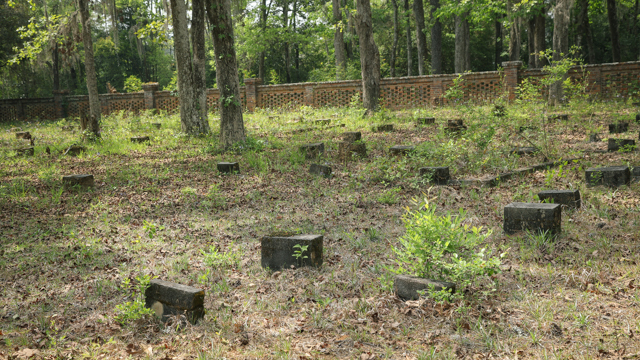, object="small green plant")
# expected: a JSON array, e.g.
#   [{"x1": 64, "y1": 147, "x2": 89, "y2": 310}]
[
  {"x1": 201, "y1": 243, "x2": 242, "y2": 270},
  {"x1": 444, "y1": 73, "x2": 466, "y2": 104},
  {"x1": 142, "y1": 220, "x2": 164, "y2": 239},
  {"x1": 114, "y1": 275, "x2": 155, "y2": 325},
  {"x1": 292, "y1": 244, "x2": 309, "y2": 265},
  {"x1": 390, "y1": 197, "x2": 503, "y2": 301},
  {"x1": 203, "y1": 184, "x2": 226, "y2": 208},
  {"x1": 377, "y1": 187, "x2": 401, "y2": 205}
]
